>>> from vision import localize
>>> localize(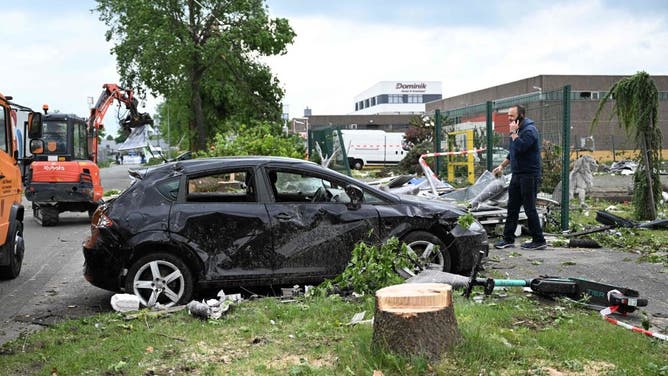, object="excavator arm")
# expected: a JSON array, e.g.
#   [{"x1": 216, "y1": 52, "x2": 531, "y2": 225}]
[
  {"x1": 88, "y1": 83, "x2": 153, "y2": 132},
  {"x1": 87, "y1": 84, "x2": 153, "y2": 163}
]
